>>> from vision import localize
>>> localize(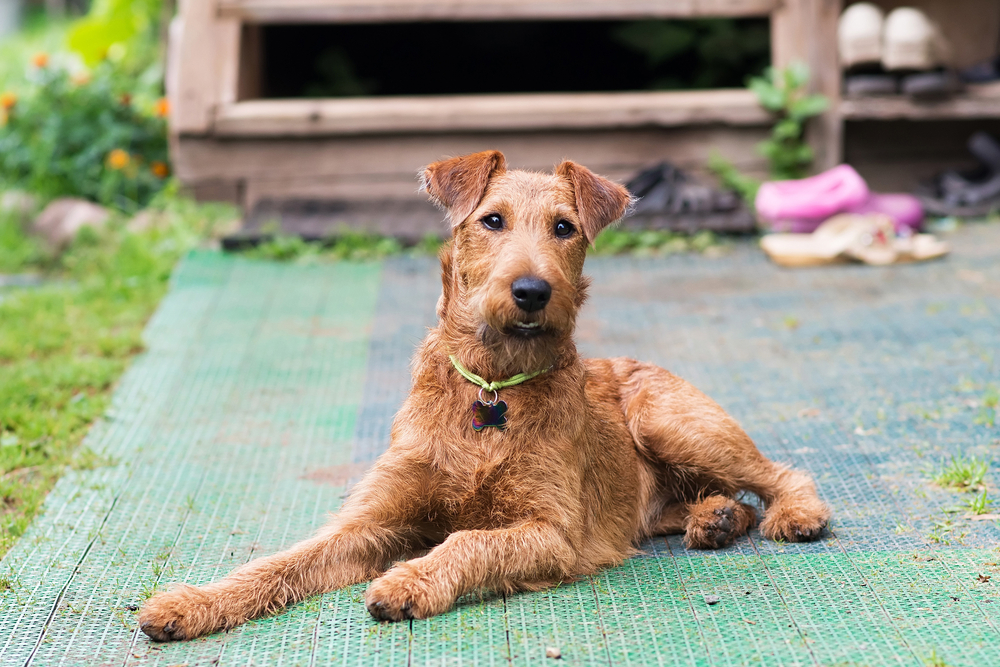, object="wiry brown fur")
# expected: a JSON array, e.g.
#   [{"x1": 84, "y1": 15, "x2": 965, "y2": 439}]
[{"x1": 139, "y1": 151, "x2": 831, "y2": 641}]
